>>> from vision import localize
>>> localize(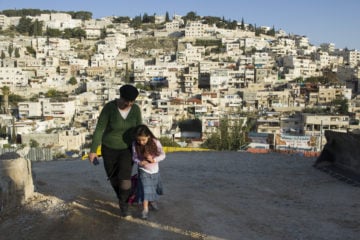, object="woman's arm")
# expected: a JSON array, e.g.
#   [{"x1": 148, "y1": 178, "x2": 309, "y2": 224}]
[
  {"x1": 132, "y1": 142, "x2": 141, "y2": 165},
  {"x1": 90, "y1": 103, "x2": 111, "y2": 153}
]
